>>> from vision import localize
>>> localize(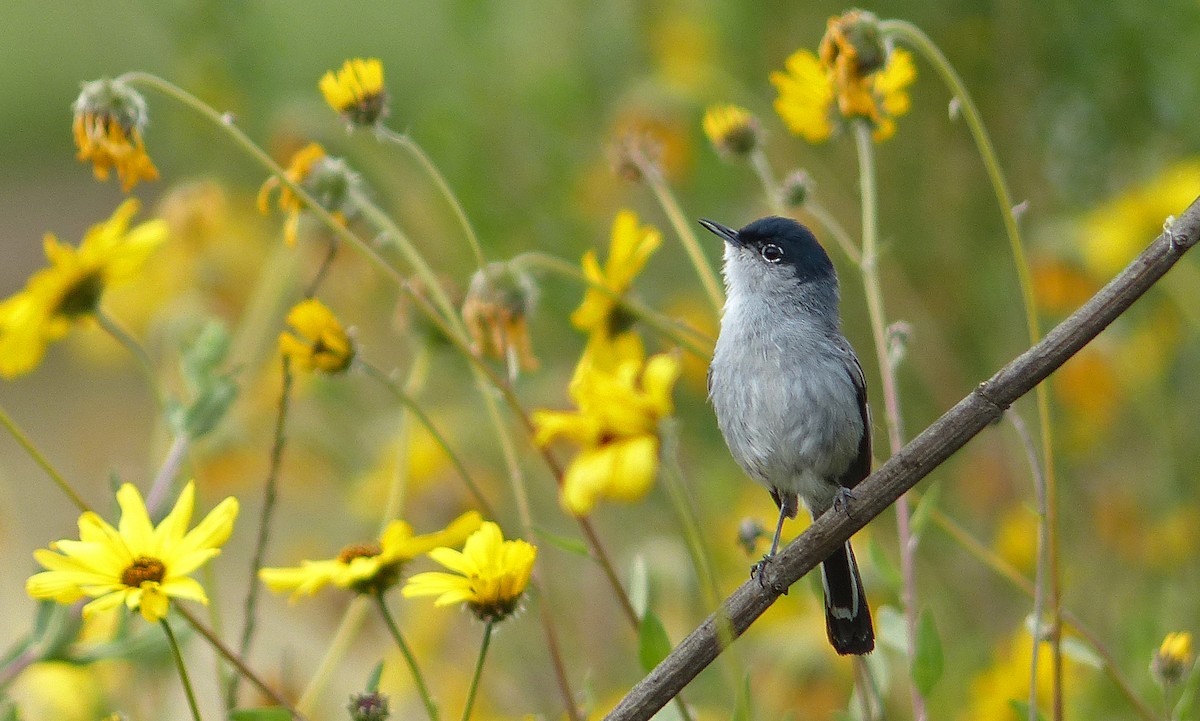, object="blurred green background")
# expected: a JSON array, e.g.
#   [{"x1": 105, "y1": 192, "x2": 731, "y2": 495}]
[{"x1": 1, "y1": 1, "x2": 1199, "y2": 720}]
